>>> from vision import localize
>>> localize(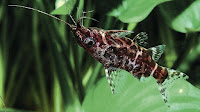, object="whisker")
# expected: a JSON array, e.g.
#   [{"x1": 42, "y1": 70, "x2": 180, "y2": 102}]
[
  {"x1": 8, "y1": 4, "x2": 74, "y2": 28},
  {"x1": 83, "y1": 10, "x2": 94, "y2": 14},
  {"x1": 79, "y1": 16, "x2": 99, "y2": 22},
  {"x1": 64, "y1": 0, "x2": 77, "y2": 26}
]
